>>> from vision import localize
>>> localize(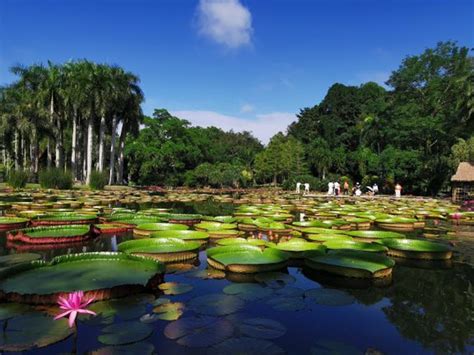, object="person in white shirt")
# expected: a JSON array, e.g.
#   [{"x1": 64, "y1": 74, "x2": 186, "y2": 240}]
[
  {"x1": 395, "y1": 183, "x2": 402, "y2": 197},
  {"x1": 304, "y1": 183, "x2": 310, "y2": 195},
  {"x1": 328, "y1": 181, "x2": 334, "y2": 195},
  {"x1": 296, "y1": 182, "x2": 301, "y2": 194},
  {"x1": 334, "y1": 181, "x2": 340, "y2": 196},
  {"x1": 373, "y1": 183, "x2": 379, "y2": 195}
]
